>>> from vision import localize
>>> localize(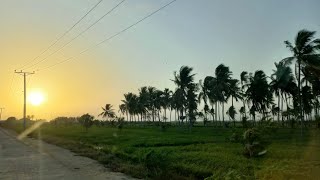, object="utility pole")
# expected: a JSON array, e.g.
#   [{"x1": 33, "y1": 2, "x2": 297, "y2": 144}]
[
  {"x1": 0, "y1": 108, "x2": 4, "y2": 121},
  {"x1": 15, "y1": 70, "x2": 35, "y2": 130}
]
